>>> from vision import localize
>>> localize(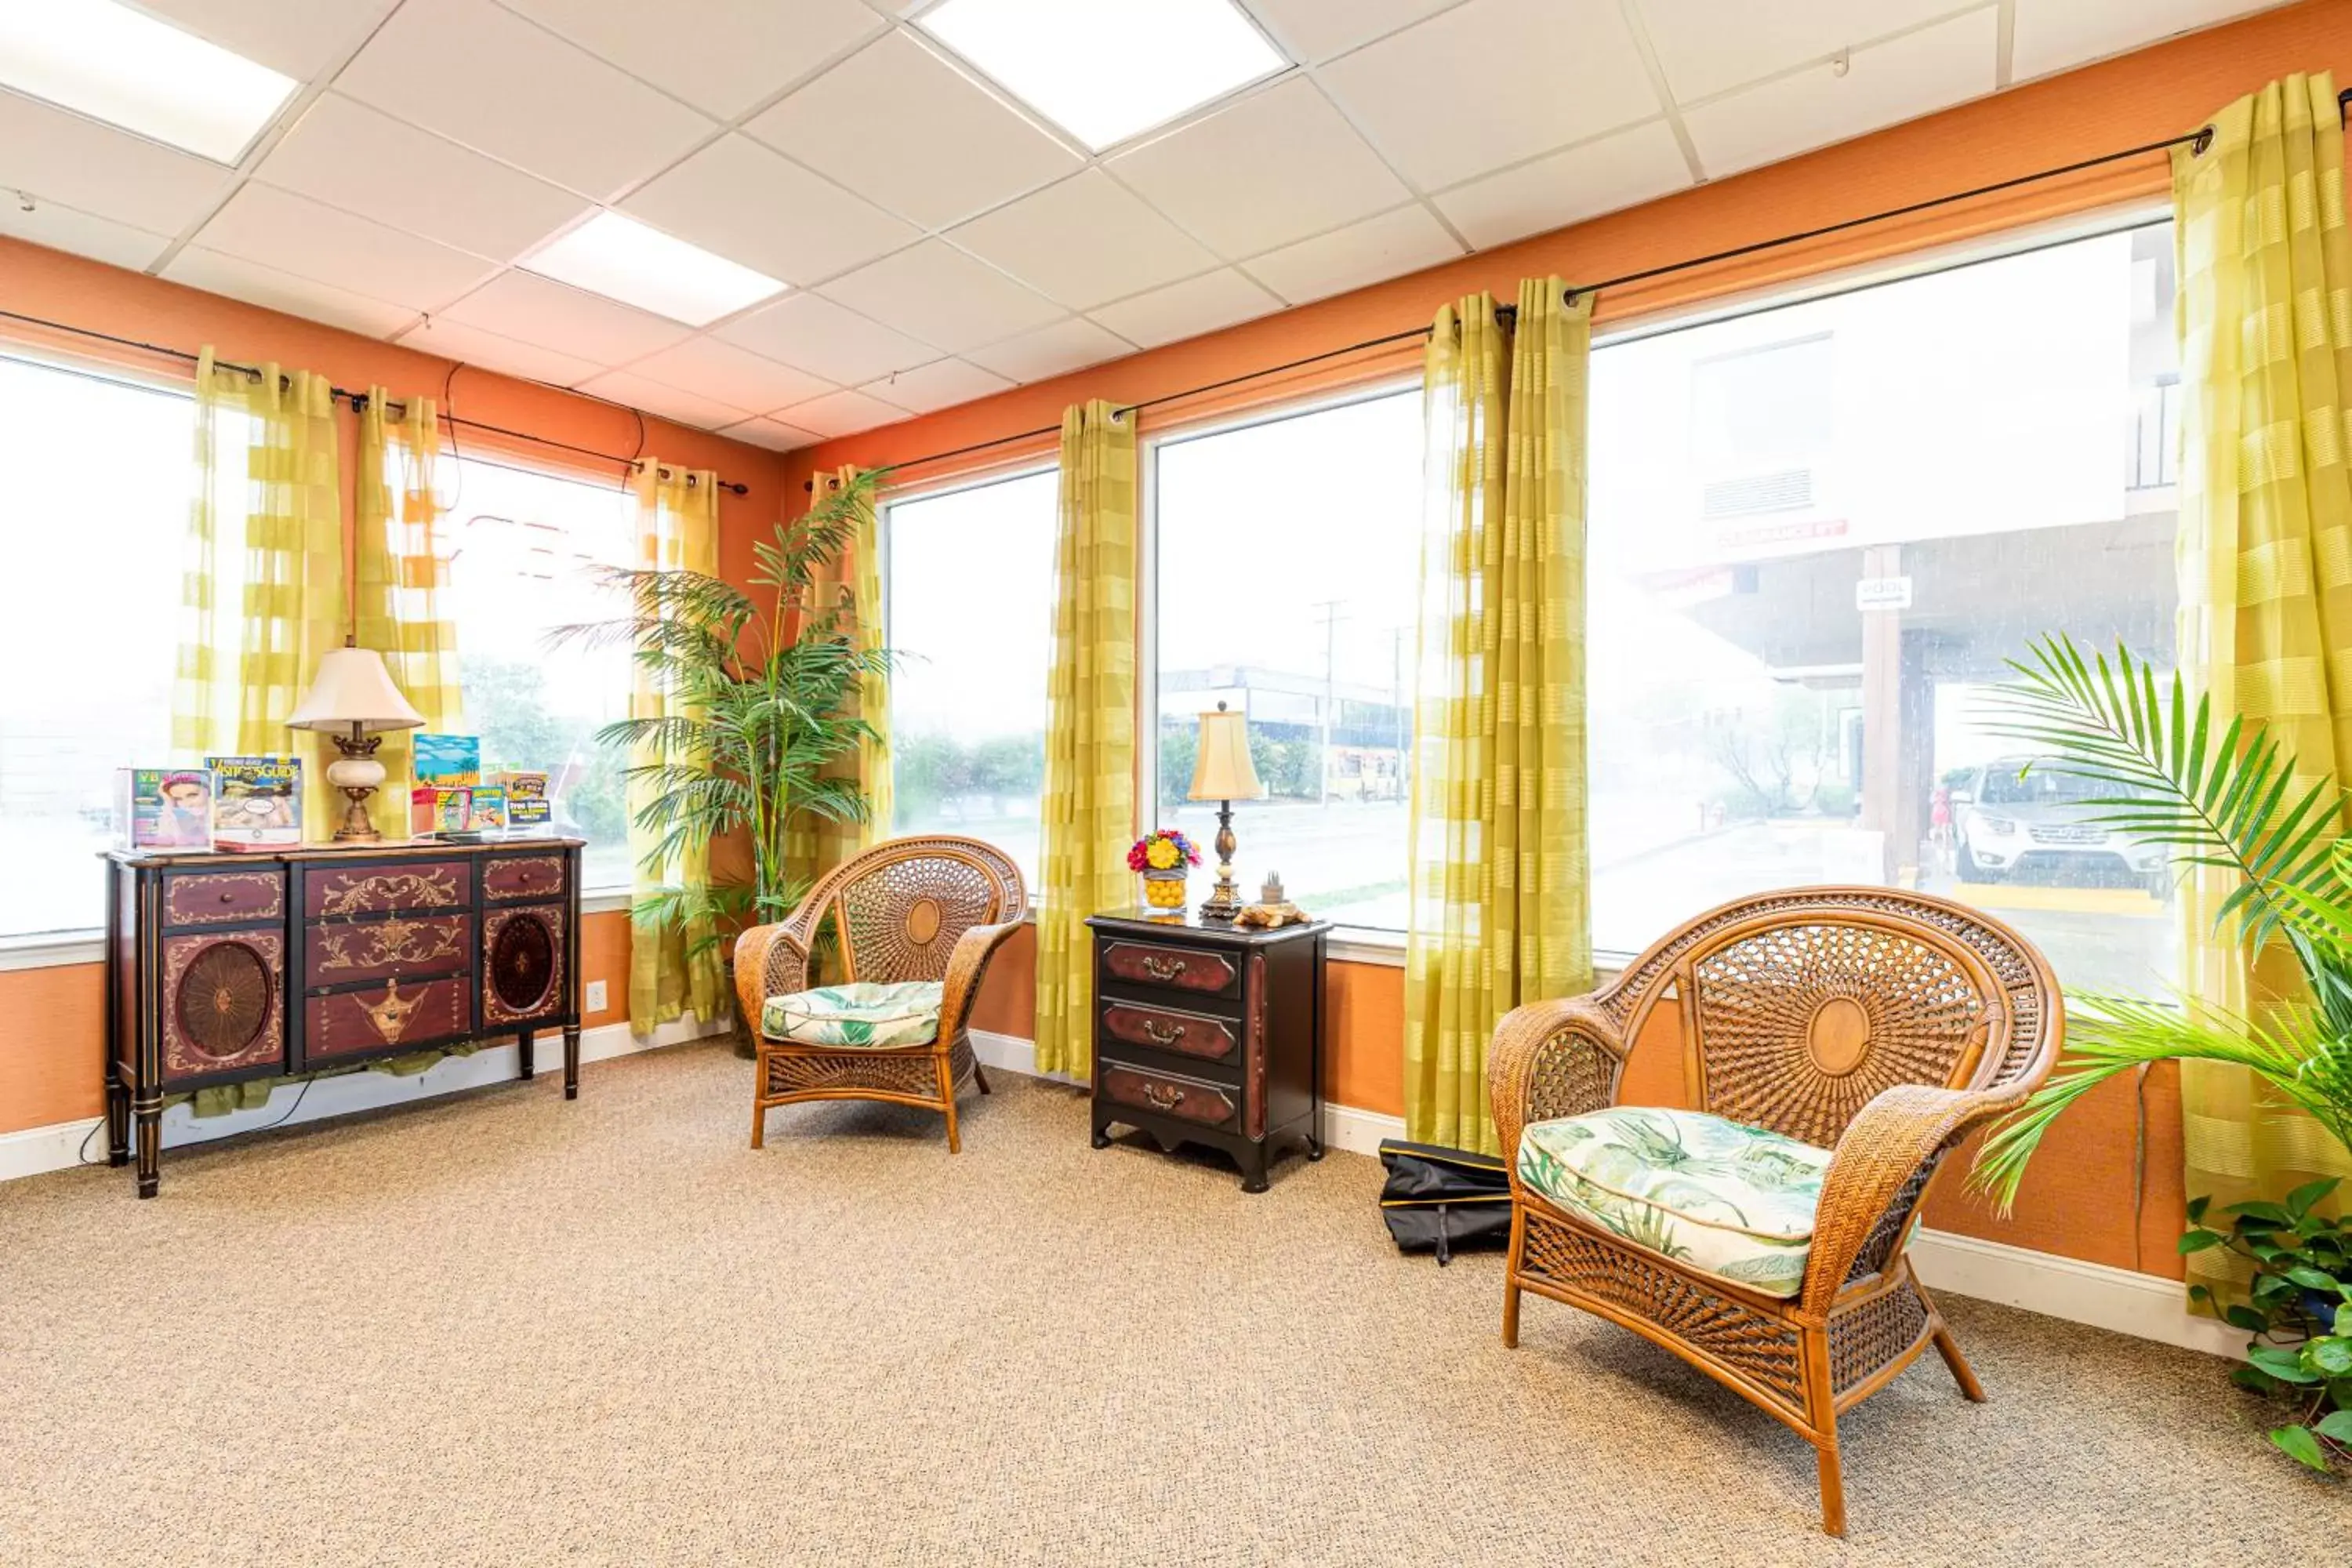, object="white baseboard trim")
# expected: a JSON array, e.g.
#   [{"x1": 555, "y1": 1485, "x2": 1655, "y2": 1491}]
[
  {"x1": 975, "y1": 1033, "x2": 2240, "y2": 1360},
  {"x1": 0, "y1": 1014, "x2": 727, "y2": 1186}
]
